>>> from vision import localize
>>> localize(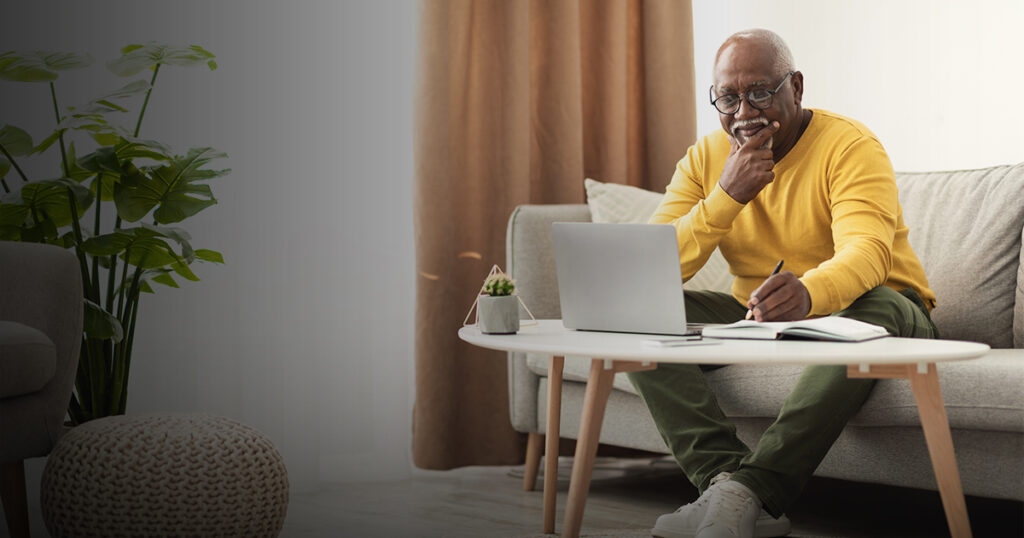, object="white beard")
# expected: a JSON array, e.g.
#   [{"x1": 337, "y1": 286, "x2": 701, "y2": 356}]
[
  {"x1": 731, "y1": 119, "x2": 772, "y2": 150},
  {"x1": 735, "y1": 132, "x2": 773, "y2": 150}
]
